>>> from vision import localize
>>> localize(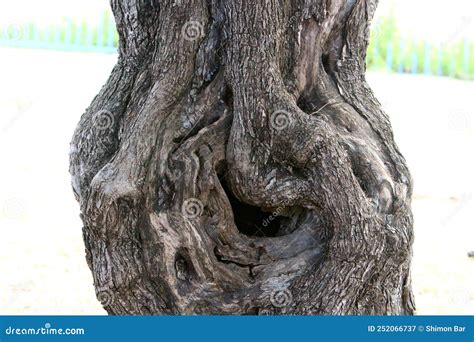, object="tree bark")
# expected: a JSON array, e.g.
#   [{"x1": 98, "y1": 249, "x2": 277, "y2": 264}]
[{"x1": 70, "y1": 0, "x2": 415, "y2": 315}]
